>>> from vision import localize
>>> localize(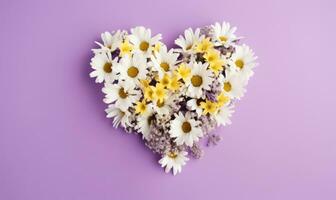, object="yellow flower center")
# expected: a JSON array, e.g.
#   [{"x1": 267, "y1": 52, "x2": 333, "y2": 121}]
[
  {"x1": 219, "y1": 36, "x2": 228, "y2": 42},
  {"x1": 168, "y1": 152, "x2": 178, "y2": 159},
  {"x1": 155, "y1": 88, "x2": 165, "y2": 98},
  {"x1": 224, "y1": 82, "x2": 232, "y2": 92},
  {"x1": 182, "y1": 121, "x2": 192, "y2": 133},
  {"x1": 205, "y1": 103, "x2": 214, "y2": 111},
  {"x1": 200, "y1": 45, "x2": 208, "y2": 52},
  {"x1": 160, "y1": 62, "x2": 170, "y2": 72},
  {"x1": 139, "y1": 41, "x2": 149, "y2": 51},
  {"x1": 235, "y1": 59, "x2": 244, "y2": 69},
  {"x1": 207, "y1": 55, "x2": 216, "y2": 62},
  {"x1": 139, "y1": 104, "x2": 146, "y2": 111},
  {"x1": 127, "y1": 66, "x2": 139, "y2": 78},
  {"x1": 191, "y1": 75, "x2": 203, "y2": 87},
  {"x1": 186, "y1": 44, "x2": 192, "y2": 50},
  {"x1": 118, "y1": 88, "x2": 128, "y2": 99},
  {"x1": 103, "y1": 62, "x2": 112, "y2": 73},
  {"x1": 161, "y1": 74, "x2": 170, "y2": 87},
  {"x1": 157, "y1": 100, "x2": 165, "y2": 108}
]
